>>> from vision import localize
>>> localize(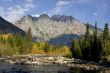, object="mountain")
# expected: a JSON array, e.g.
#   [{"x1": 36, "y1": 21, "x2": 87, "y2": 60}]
[
  {"x1": 15, "y1": 14, "x2": 100, "y2": 46},
  {"x1": 0, "y1": 16, "x2": 25, "y2": 35}
]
